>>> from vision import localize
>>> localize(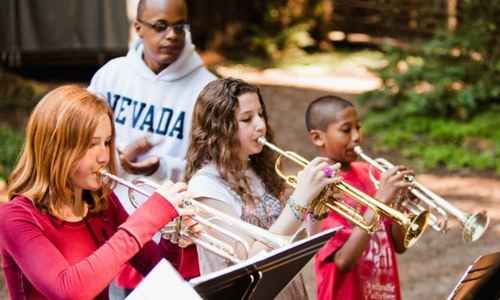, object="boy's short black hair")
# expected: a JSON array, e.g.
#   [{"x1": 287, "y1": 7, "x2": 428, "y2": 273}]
[{"x1": 305, "y1": 95, "x2": 353, "y2": 131}]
